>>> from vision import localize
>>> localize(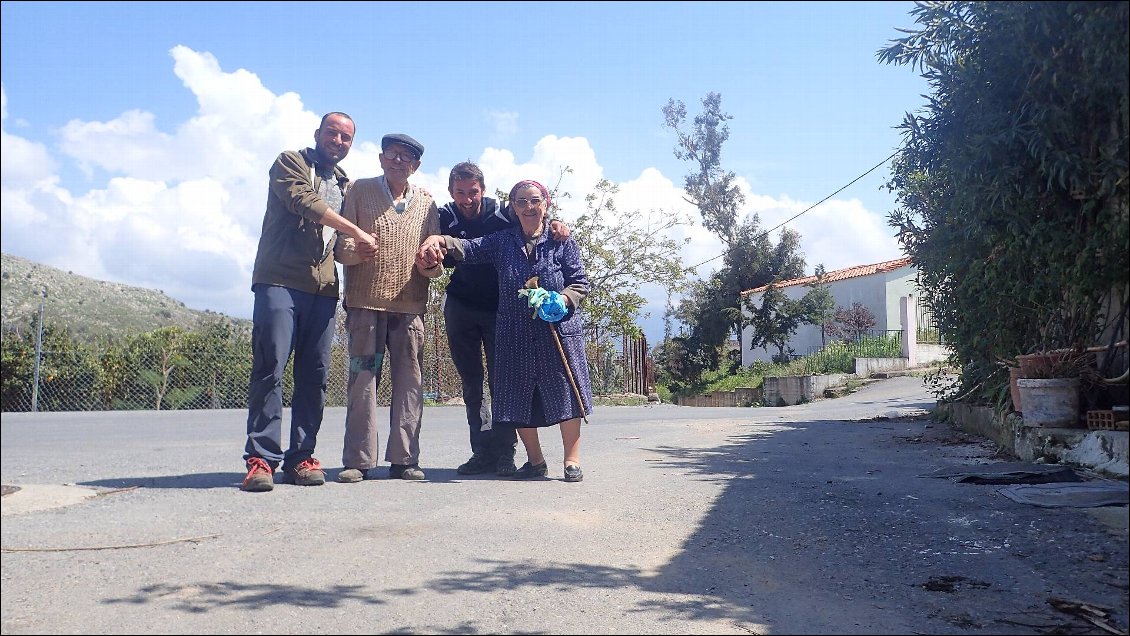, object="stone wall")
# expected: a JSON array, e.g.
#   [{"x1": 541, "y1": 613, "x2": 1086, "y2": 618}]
[
  {"x1": 762, "y1": 373, "x2": 852, "y2": 406},
  {"x1": 677, "y1": 387, "x2": 762, "y2": 407}
]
